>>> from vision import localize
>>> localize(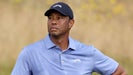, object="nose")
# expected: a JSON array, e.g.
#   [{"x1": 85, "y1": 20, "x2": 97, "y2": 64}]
[{"x1": 50, "y1": 19, "x2": 58, "y2": 25}]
